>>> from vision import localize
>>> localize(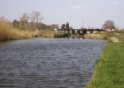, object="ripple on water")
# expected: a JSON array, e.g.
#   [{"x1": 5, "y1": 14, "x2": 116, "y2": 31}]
[{"x1": 0, "y1": 39, "x2": 106, "y2": 88}]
